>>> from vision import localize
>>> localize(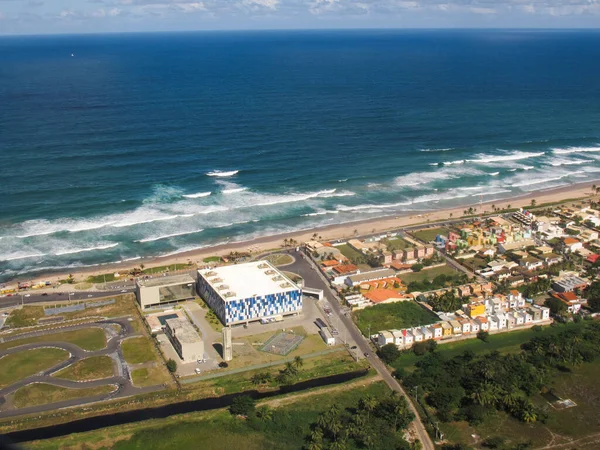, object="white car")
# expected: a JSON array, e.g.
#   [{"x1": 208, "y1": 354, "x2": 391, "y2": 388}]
[
  {"x1": 24, "y1": 294, "x2": 31, "y2": 297},
  {"x1": 195, "y1": 368, "x2": 202, "y2": 374}
]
